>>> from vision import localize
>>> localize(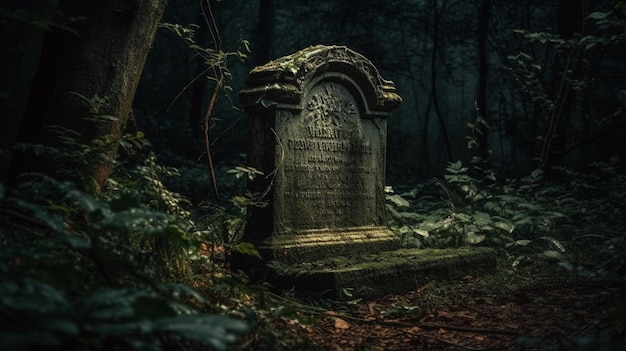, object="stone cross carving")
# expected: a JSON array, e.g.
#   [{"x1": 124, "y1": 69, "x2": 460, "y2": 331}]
[{"x1": 238, "y1": 45, "x2": 402, "y2": 274}]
